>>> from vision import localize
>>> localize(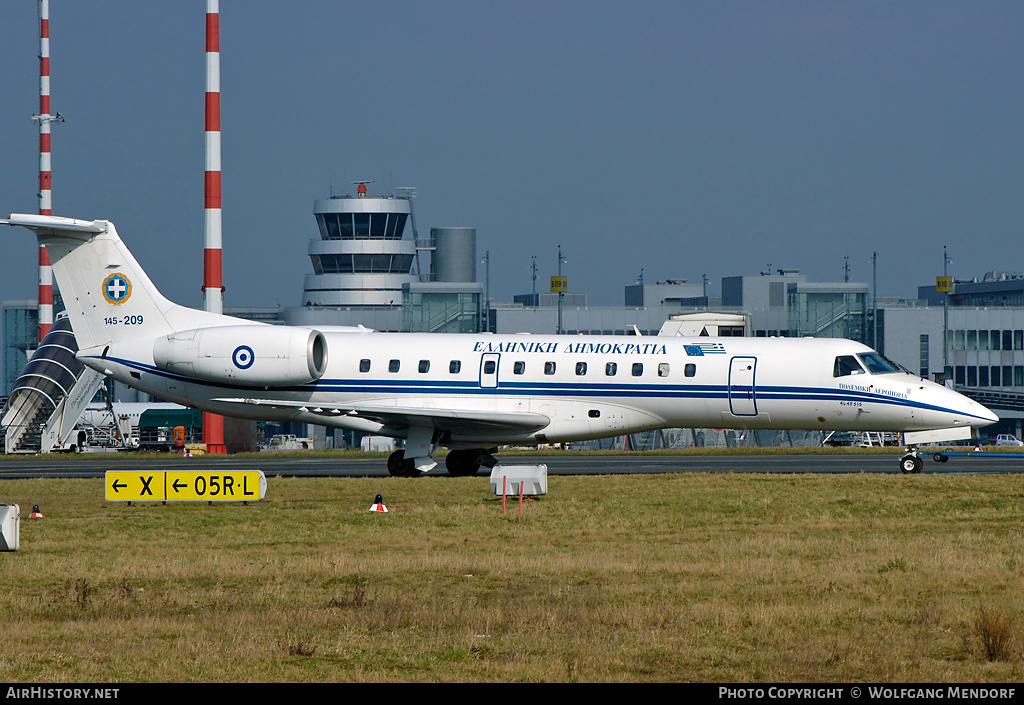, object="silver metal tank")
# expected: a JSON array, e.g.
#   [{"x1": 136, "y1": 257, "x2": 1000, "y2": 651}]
[{"x1": 431, "y1": 227, "x2": 476, "y2": 283}]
